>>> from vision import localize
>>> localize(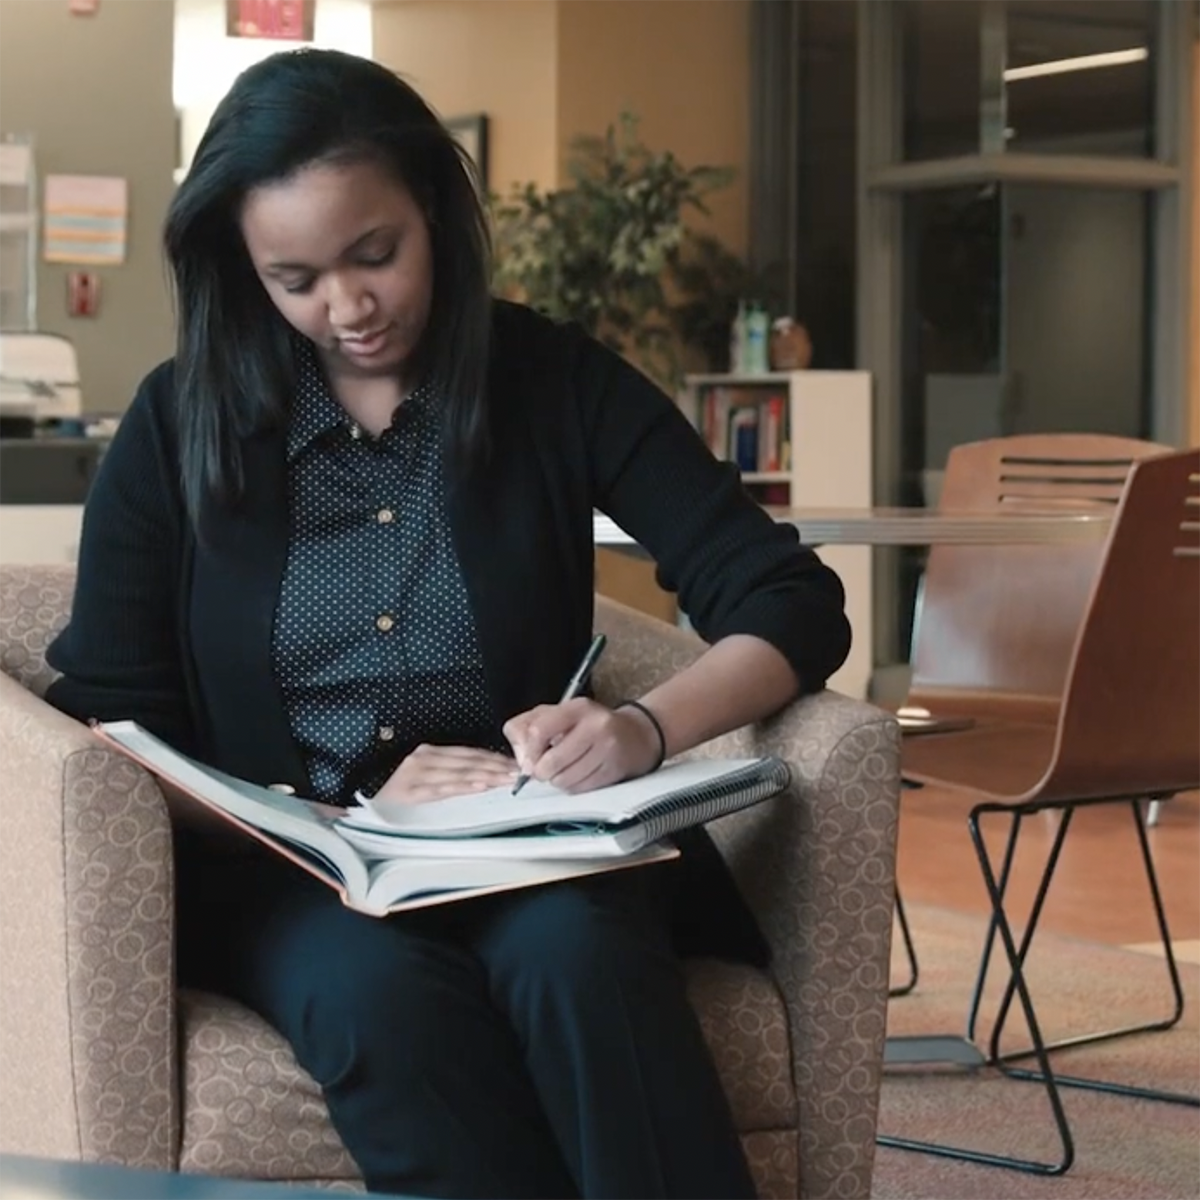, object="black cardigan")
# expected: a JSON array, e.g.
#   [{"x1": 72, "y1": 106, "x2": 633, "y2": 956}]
[{"x1": 47, "y1": 302, "x2": 851, "y2": 796}]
